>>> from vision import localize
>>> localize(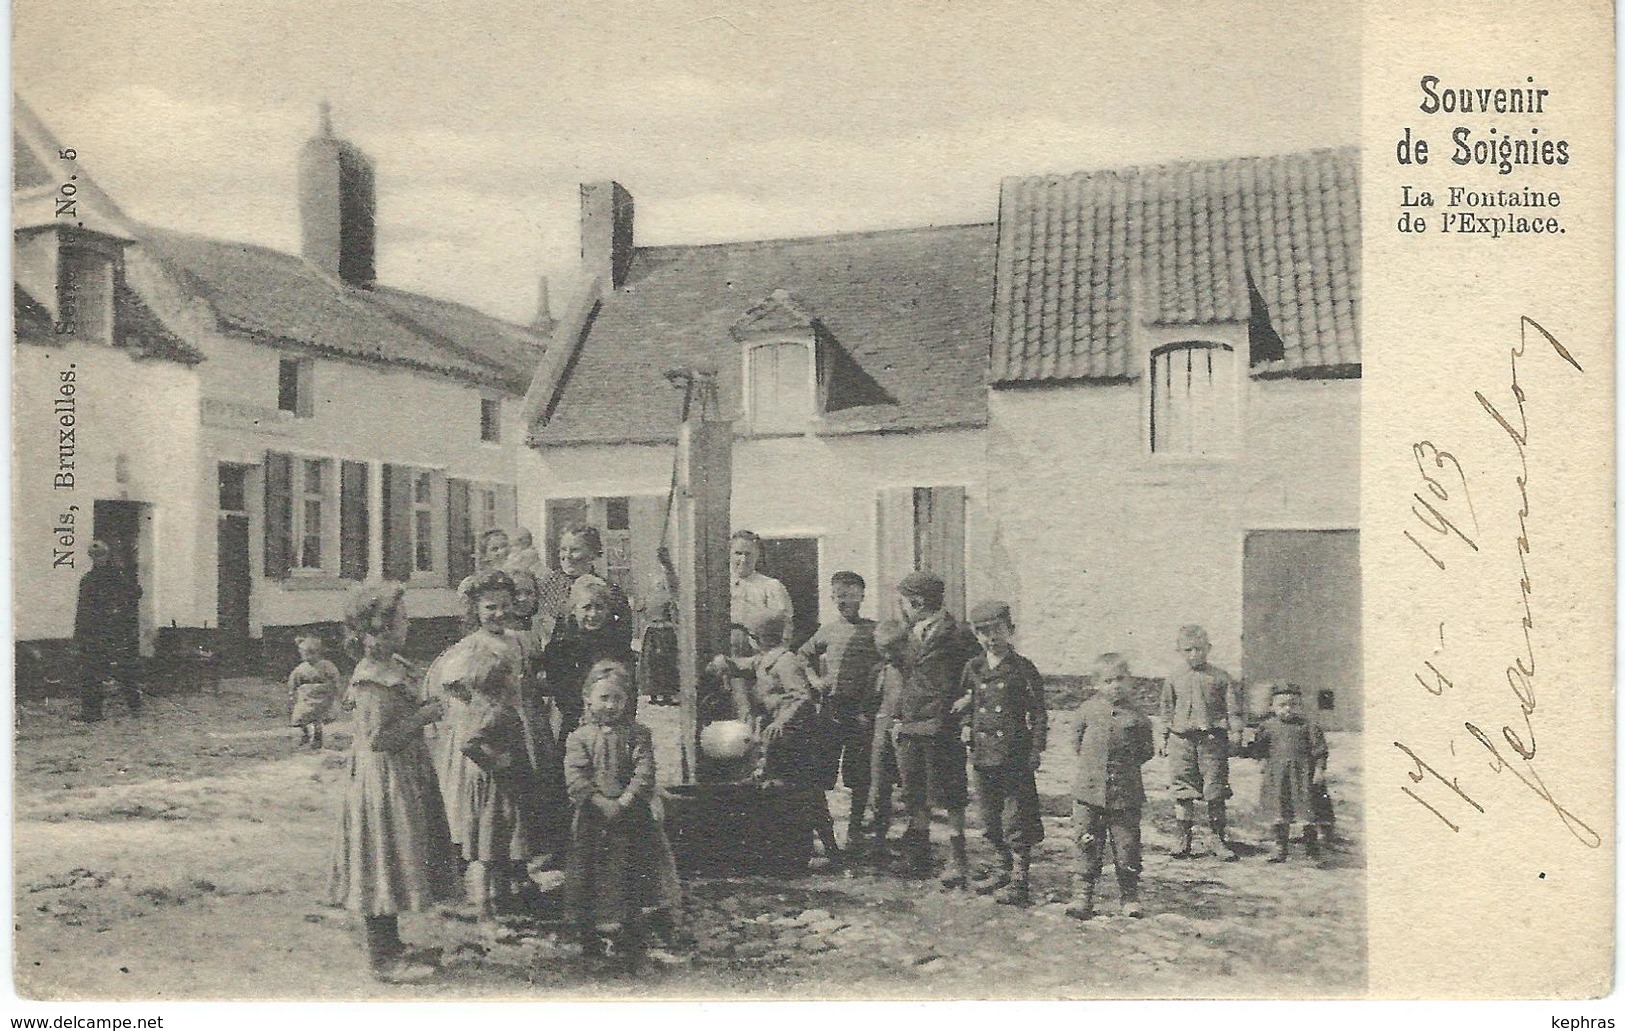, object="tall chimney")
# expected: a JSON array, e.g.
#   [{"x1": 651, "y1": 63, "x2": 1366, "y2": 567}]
[
  {"x1": 299, "y1": 102, "x2": 376, "y2": 288},
  {"x1": 580, "y1": 181, "x2": 634, "y2": 289},
  {"x1": 530, "y1": 275, "x2": 556, "y2": 334}
]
